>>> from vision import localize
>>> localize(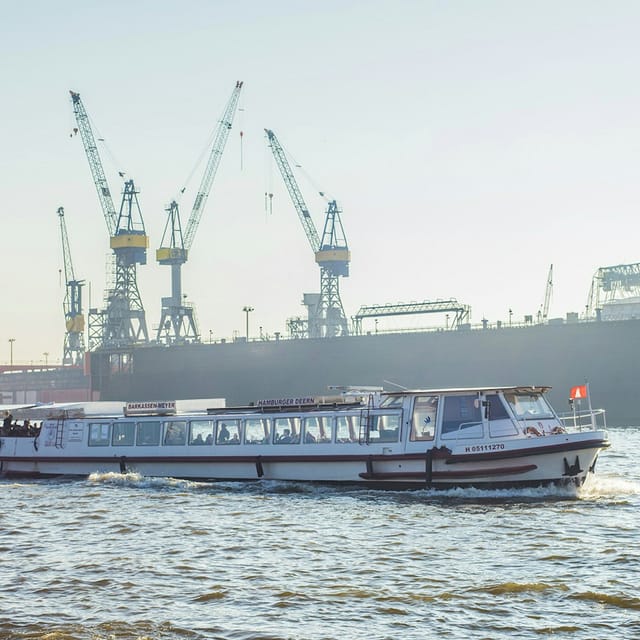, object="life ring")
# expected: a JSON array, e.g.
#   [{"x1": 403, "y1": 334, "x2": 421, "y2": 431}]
[{"x1": 524, "y1": 425, "x2": 543, "y2": 437}]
